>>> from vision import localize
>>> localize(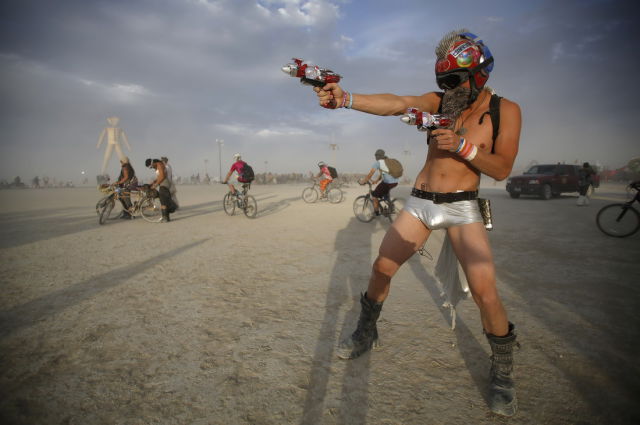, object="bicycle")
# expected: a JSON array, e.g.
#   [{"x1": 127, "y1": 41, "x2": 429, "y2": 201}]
[
  {"x1": 223, "y1": 183, "x2": 258, "y2": 218},
  {"x1": 596, "y1": 180, "x2": 640, "y2": 238},
  {"x1": 96, "y1": 184, "x2": 163, "y2": 225},
  {"x1": 353, "y1": 181, "x2": 404, "y2": 223},
  {"x1": 301, "y1": 180, "x2": 343, "y2": 204}
]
